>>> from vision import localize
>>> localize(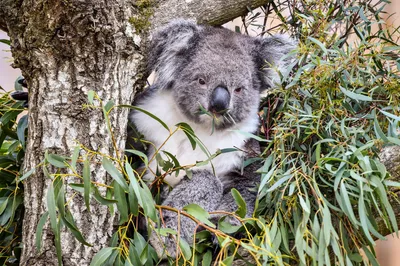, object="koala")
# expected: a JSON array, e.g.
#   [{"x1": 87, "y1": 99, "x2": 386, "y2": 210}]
[{"x1": 129, "y1": 20, "x2": 296, "y2": 258}]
